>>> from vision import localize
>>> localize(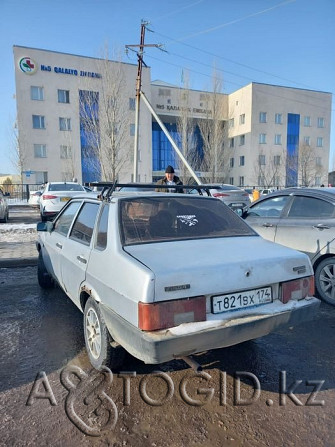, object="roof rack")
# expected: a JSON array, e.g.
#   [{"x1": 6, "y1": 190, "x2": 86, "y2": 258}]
[{"x1": 87, "y1": 182, "x2": 218, "y2": 201}]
